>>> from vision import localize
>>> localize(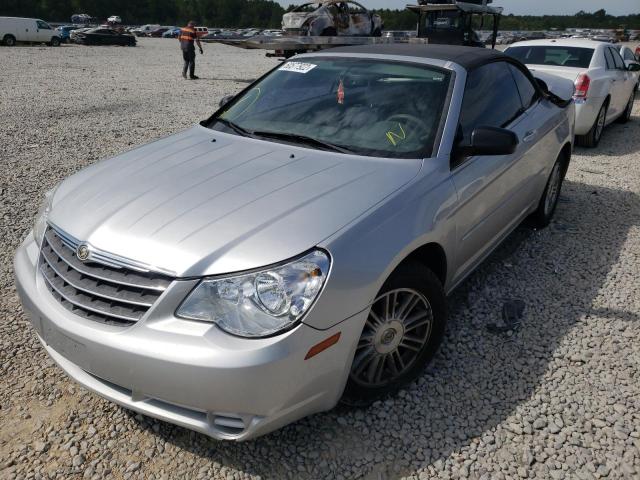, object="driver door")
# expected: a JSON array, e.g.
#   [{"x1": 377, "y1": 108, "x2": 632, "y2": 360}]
[
  {"x1": 36, "y1": 20, "x2": 52, "y2": 42},
  {"x1": 347, "y1": 2, "x2": 372, "y2": 35},
  {"x1": 449, "y1": 61, "x2": 536, "y2": 283}
]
